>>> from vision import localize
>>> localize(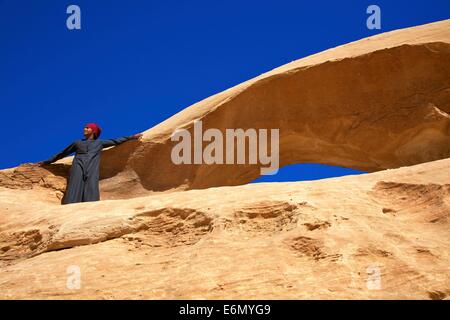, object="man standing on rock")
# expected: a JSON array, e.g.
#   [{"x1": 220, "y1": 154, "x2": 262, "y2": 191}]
[{"x1": 34, "y1": 123, "x2": 143, "y2": 205}]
